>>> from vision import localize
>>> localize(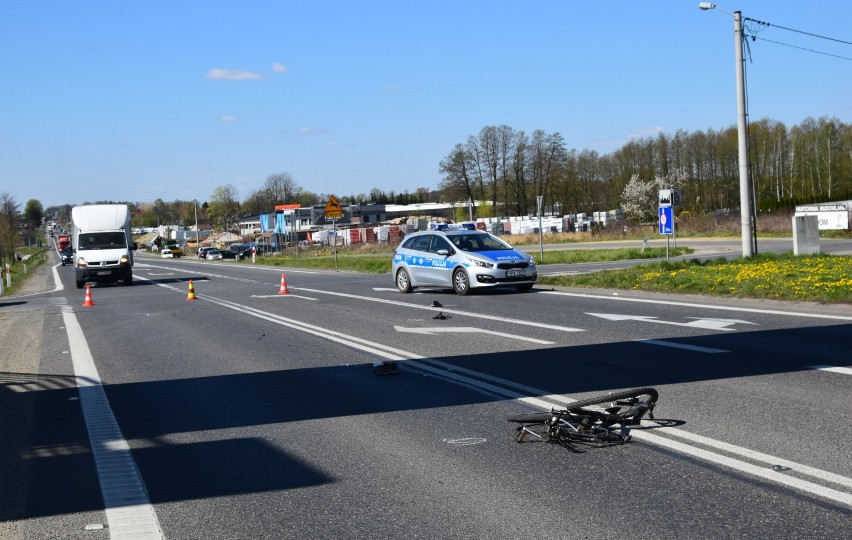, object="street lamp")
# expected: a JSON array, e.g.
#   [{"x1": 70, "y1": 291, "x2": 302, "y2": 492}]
[{"x1": 699, "y1": 2, "x2": 755, "y2": 257}]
